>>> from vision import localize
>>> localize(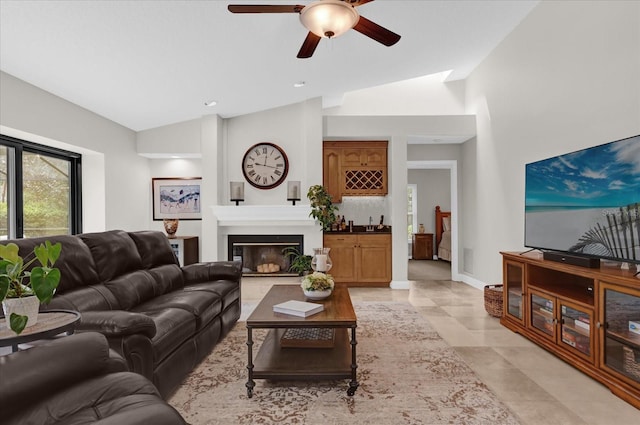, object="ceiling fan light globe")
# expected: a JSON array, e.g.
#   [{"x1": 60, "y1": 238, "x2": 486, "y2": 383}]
[{"x1": 300, "y1": 0, "x2": 359, "y2": 39}]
